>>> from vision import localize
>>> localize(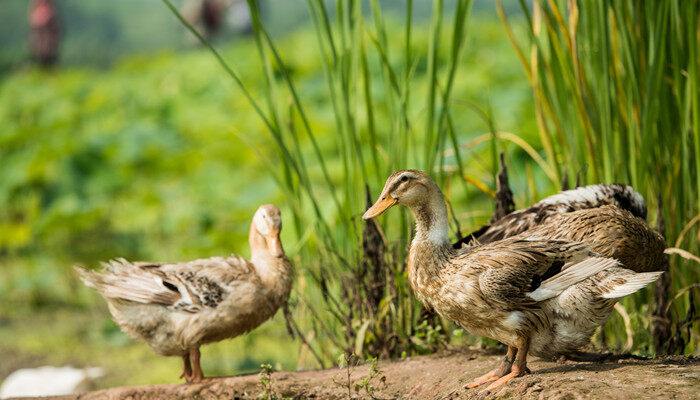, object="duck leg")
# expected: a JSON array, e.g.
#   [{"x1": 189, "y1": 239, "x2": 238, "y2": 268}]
[
  {"x1": 479, "y1": 337, "x2": 531, "y2": 395},
  {"x1": 189, "y1": 347, "x2": 208, "y2": 383},
  {"x1": 465, "y1": 346, "x2": 517, "y2": 388},
  {"x1": 179, "y1": 352, "x2": 193, "y2": 382}
]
